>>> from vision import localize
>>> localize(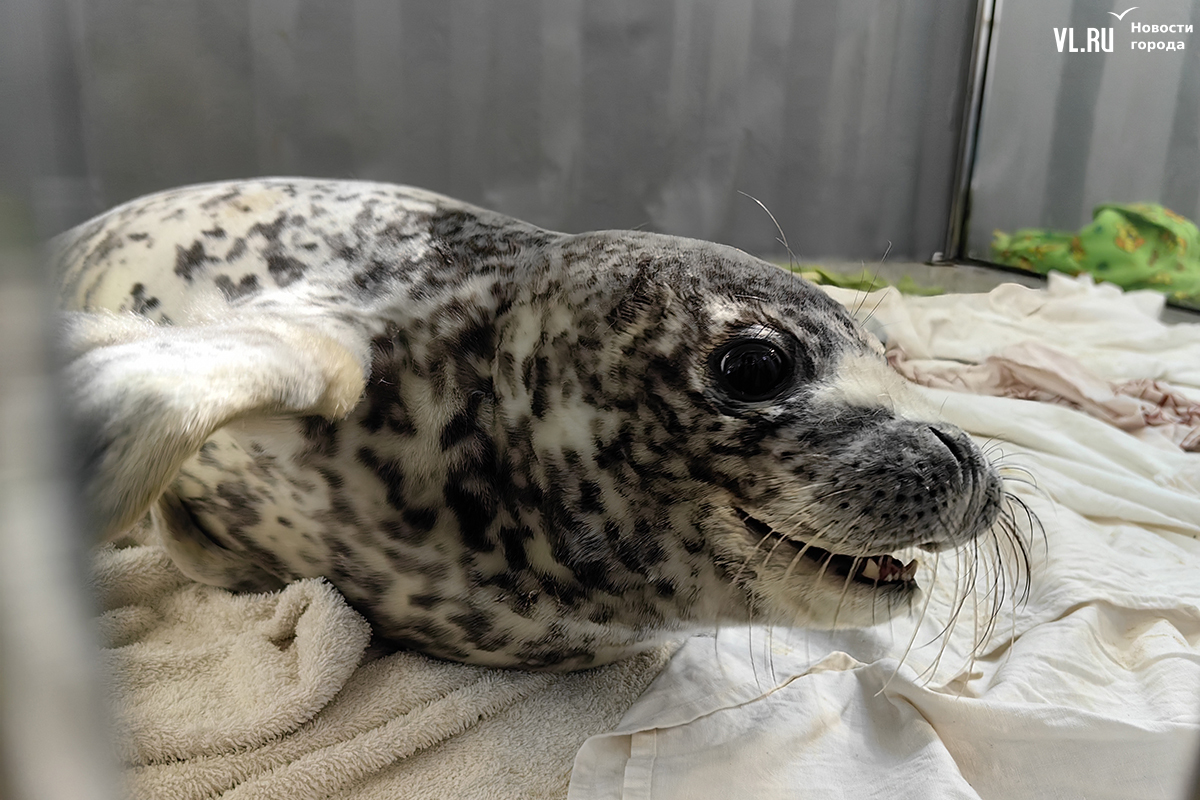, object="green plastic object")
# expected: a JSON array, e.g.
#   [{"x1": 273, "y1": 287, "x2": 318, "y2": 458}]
[{"x1": 991, "y1": 203, "x2": 1200, "y2": 307}]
